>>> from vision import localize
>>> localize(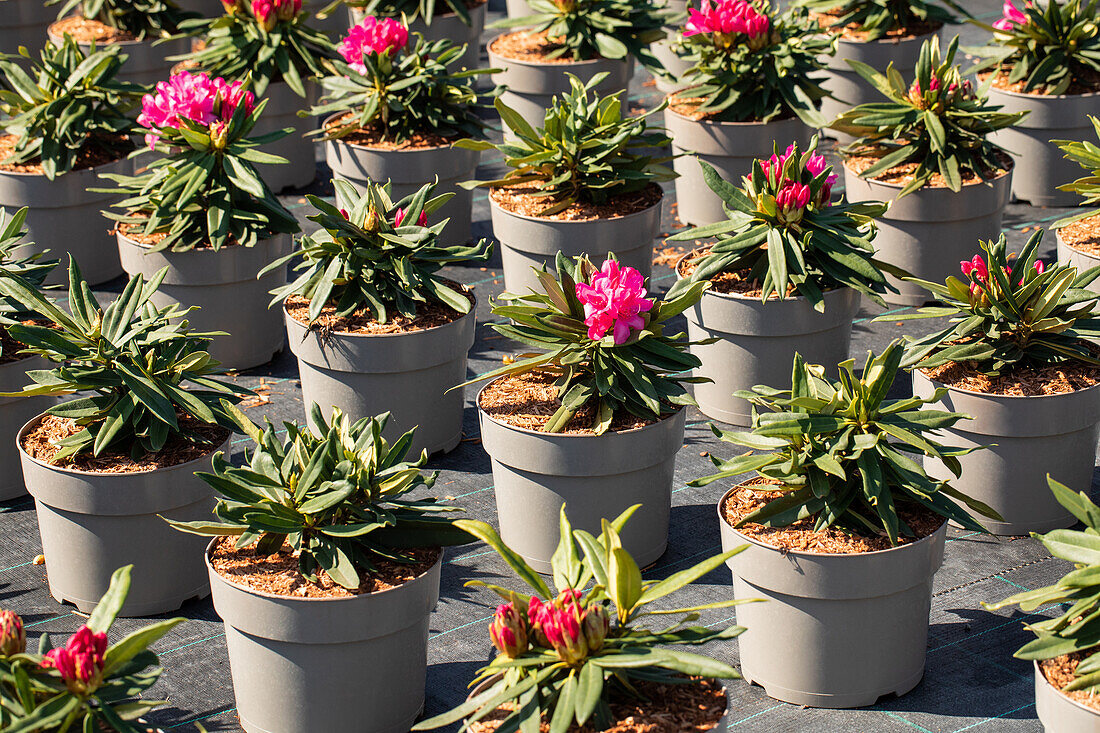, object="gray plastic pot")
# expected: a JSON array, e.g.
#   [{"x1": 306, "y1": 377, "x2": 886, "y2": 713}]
[
  {"x1": 18, "y1": 415, "x2": 222, "y2": 616},
  {"x1": 1035, "y1": 661, "x2": 1100, "y2": 732},
  {"x1": 208, "y1": 541, "x2": 442, "y2": 733},
  {"x1": 48, "y1": 26, "x2": 191, "y2": 88},
  {"x1": 718, "y1": 485, "x2": 947, "y2": 708},
  {"x1": 913, "y1": 369, "x2": 1100, "y2": 535},
  {"x1": 350, "y1": 4, "x2": 485, "y2": 72},
  {"x1": 117, "y1": 232, "x2": 292, "y2": 371},
  {"x1": 1056, "y1": 226, "x2": 1100, "y2": 273},
  {"x1": 987, "y1": 86, "x2": 1099, "y2": 207},
  {"x1": 284, "y1": 302, "x2": 475, "y2": 456},
  {"x1": 650, "y1": 0, "x2": 690, "y2": 95},
  {"x1": 490, "y1": 195, "x2": 660, "y2": 296},
  {"x1": 505, "y1": 0, "x2": 533, "y2": 17},
  {"x1": 843, "y1": 163, "x2": 1012, "y2": 307},
  {"x1": 0, "y1": 357, "x2": 55, "y2": 502},
  {"x1": 252, "y1": 80, "x2": 319, "y2": 193},
  {"x1": 325, "y1": 128, "x2": 480, "y2": 246},
  {"x1": 479, "y1": 393, "x2": 686, "y2": 573},
  {"x1": 0, "y1": 1, "x2": 56, "y2": 57},
  {"x1": 0, "y1": 156, "x2": 130, "y2": 286},
  {"x1": 683, "y1": 277, "x2": 859, "y2": 426},
  {"x1": 666, "y1": 110, "x2": 813, "y2": 226}
]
